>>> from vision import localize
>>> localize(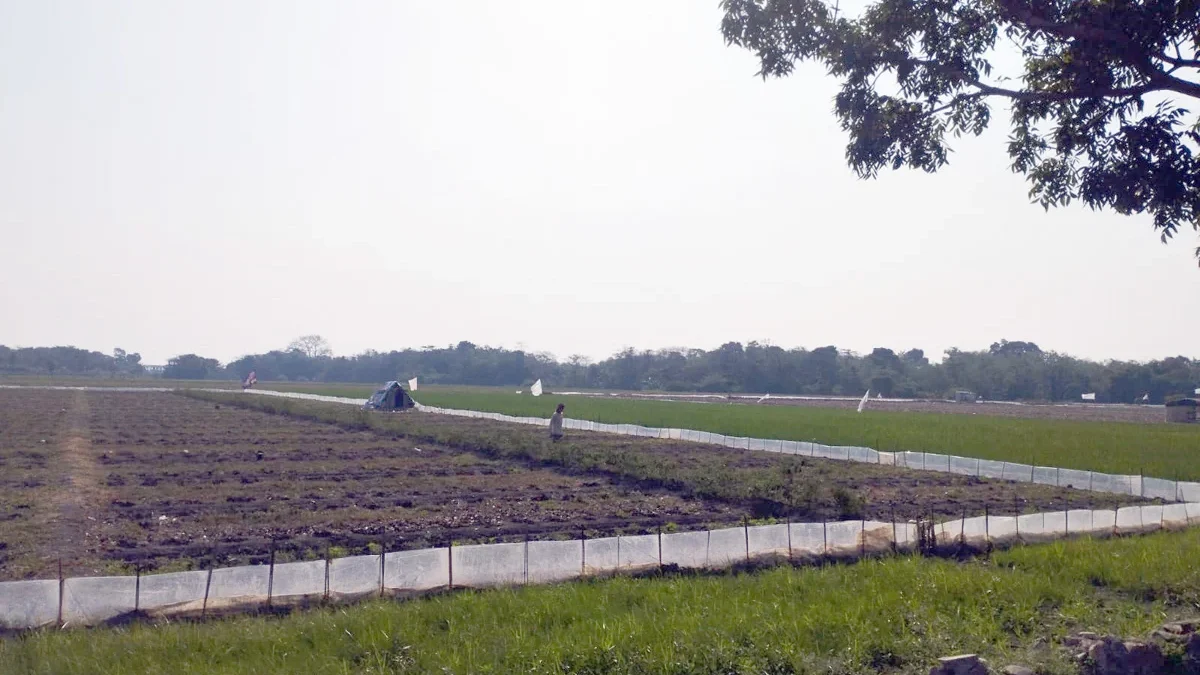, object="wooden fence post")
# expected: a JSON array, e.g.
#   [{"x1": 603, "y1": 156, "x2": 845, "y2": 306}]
[
  {"x1": 743, "y1": 517, "x2": 750, "y2": 563},
  {"x1": 379, "y1": 540, "x2": 386, "y2": 597},
  {"x1": 786, "y1": 515, "x2": 793, "y2": 562},
  {"x1": 266, "y1": 543, "x2": 276, "y2": 609},
  {"x1": 323, "y1": 545, "x2": 331, "y2": 601},
  {"x1": 201, "y1": 568, "x2": 212, "y2": 619},
  {"x1": 657, "y1": 525, "x2": 663, "y2": 570},
  {"x1": 56, "y1": 559, "x2": 64, "y2": 627}
]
